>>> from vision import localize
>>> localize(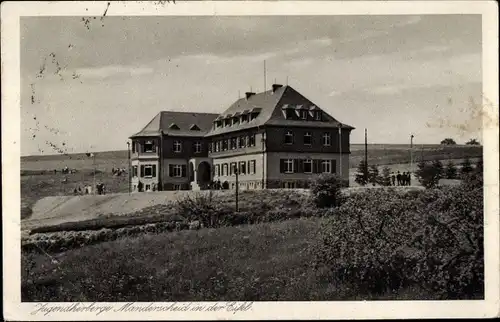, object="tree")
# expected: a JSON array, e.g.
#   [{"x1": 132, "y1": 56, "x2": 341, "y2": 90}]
[
  {"x1": 445, "y1": 161, "x2": 458, "y2": 179},
  {"x1": 354, "y1": 160, "x2": 369, "y2": 186},
  {"x1": 380, "y1": 166, "x2": 392, "y2": 186},
  {"x1": 368, "y1": 165, "x2": 380, "y2": 186},
  {"x1": 461, "y1": 158, "x2": 474, "y2": 177},
  {"x1": 466, "y1": 138, "x2": 480, "y2": 145},
  {"x1": 440, "y1": 138, "x2": 457, "y2": 145},
  {"x1": 431, "y1": 159, "x2": 444, "y2": 181},
  {"x1": 416, "y1": 160, "x2": 444, "y2": 188}
]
